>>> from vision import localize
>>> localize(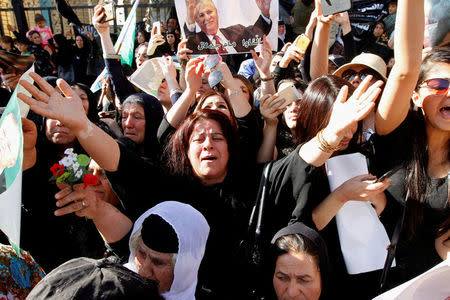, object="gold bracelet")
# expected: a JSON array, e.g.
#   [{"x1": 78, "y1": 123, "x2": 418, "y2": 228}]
[{"x1": 317, "y1": 129, "x2": 340, "y2": 153}]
